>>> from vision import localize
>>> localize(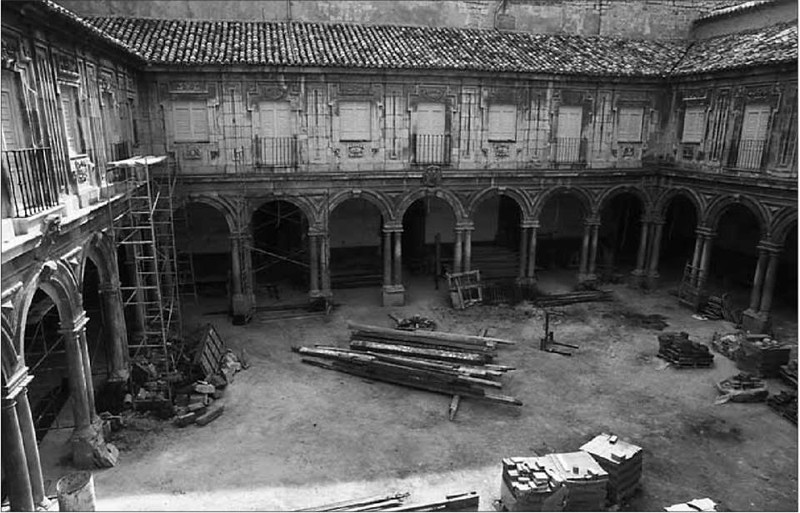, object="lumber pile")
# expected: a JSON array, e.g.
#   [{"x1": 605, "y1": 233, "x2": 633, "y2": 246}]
[
  {"x1": 500, "y1": 457, "x2": 568, "y2": 511},
  {"x1": 766, "y1": 390, "x2": 798, "y2": 425},
  {"x1": 297, "y1": 491, "x2": 479, "y2": 512},
  {"x1": 664, "y1": 498, "x2": 718, "y2": 512},
  {"x1": 656, "y1": 332, "x2": 714, "y2": 368},
  {"x1": 734, "y1": 336, "x2": 791, "y2": 378},
  {"x1": 548, "y1": 452, "x2": 609, "y2": 512},
  {"x1": 579, "y1": 433, "x2": 643, "y2": 505},
  {"x1": 531, "y1": 290, "x2": 612, "y2": 308},
  {"x1": 173, "y1": 378, "x2": 228, "y2": 427},
  {"x1": 780, "y1": 359, "x2": 797, "y2": 387},
  {"x1": 391, "y1": 314, "x2": 437, "y2": 331},
  {"x1": 295, "y1": 322, "x2": 521, "y2": 412},
  {"x1": 710, "y1": 331, "x2": 742, "y2": 360},
  {"x1": 714, "y1": 373, "x2": 768, "y2": 404}
]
